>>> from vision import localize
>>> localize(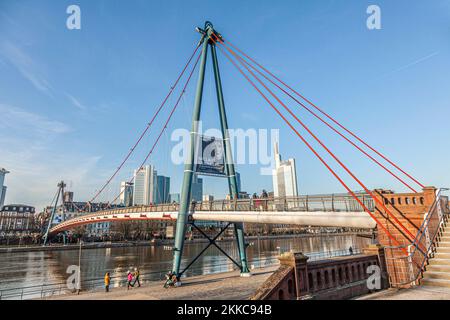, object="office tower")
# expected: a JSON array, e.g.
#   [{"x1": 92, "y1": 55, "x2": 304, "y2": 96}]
[
  {"x1": 133, "y1": 165, "x2": 157, "y2": 205},
  {"x1": 272, "y1": 141, "x2": 298, "y2": 198},
  {"x1": 155, "y1": 175, "x2": 170, "y2": 204},
  {"x1": 236, "y1": 171, "x2": 242, "y2": 193},
  {"x1": 0, "y1": 168, "x2": 9, "y2": 208},
  {"x1": 191, "y1": 174, "x2": 203, "y2": 202},
  {"x1": 120, "y1": 181, "x2": 134, "y2": 207}
]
